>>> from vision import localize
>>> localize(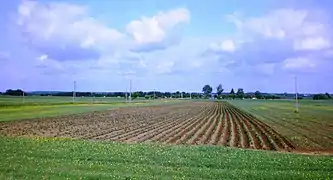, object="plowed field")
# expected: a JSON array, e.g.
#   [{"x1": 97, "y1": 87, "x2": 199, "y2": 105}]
[{"x1": 0, "y1": 102, "x2": 296, "y2": 151}]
